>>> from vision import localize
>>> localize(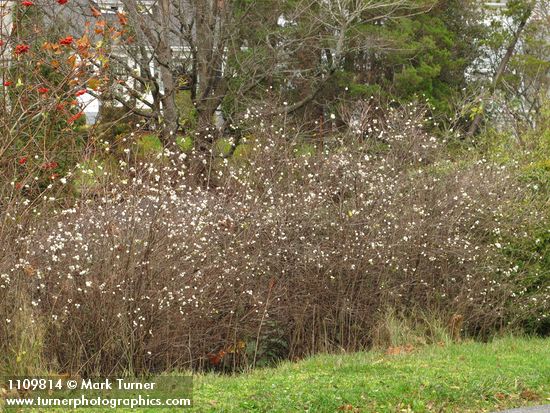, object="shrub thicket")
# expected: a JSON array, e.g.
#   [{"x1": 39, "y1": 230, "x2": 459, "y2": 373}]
[{"x1": 1, "y1": 105, "x2": 547, "y2": 375}]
